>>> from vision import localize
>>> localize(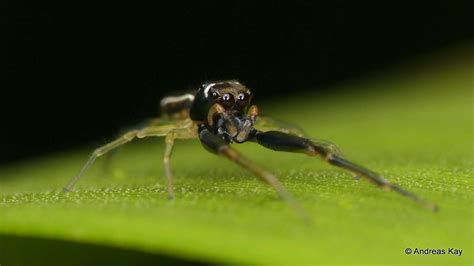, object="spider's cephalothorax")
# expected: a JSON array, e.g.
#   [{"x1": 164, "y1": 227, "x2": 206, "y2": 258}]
[
  {"x1": 190, "y1": 80, "x2": 256, "y2": 143},
  {"x1": 65, "y1": 79, "x2": 439, "y2": 221}
]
